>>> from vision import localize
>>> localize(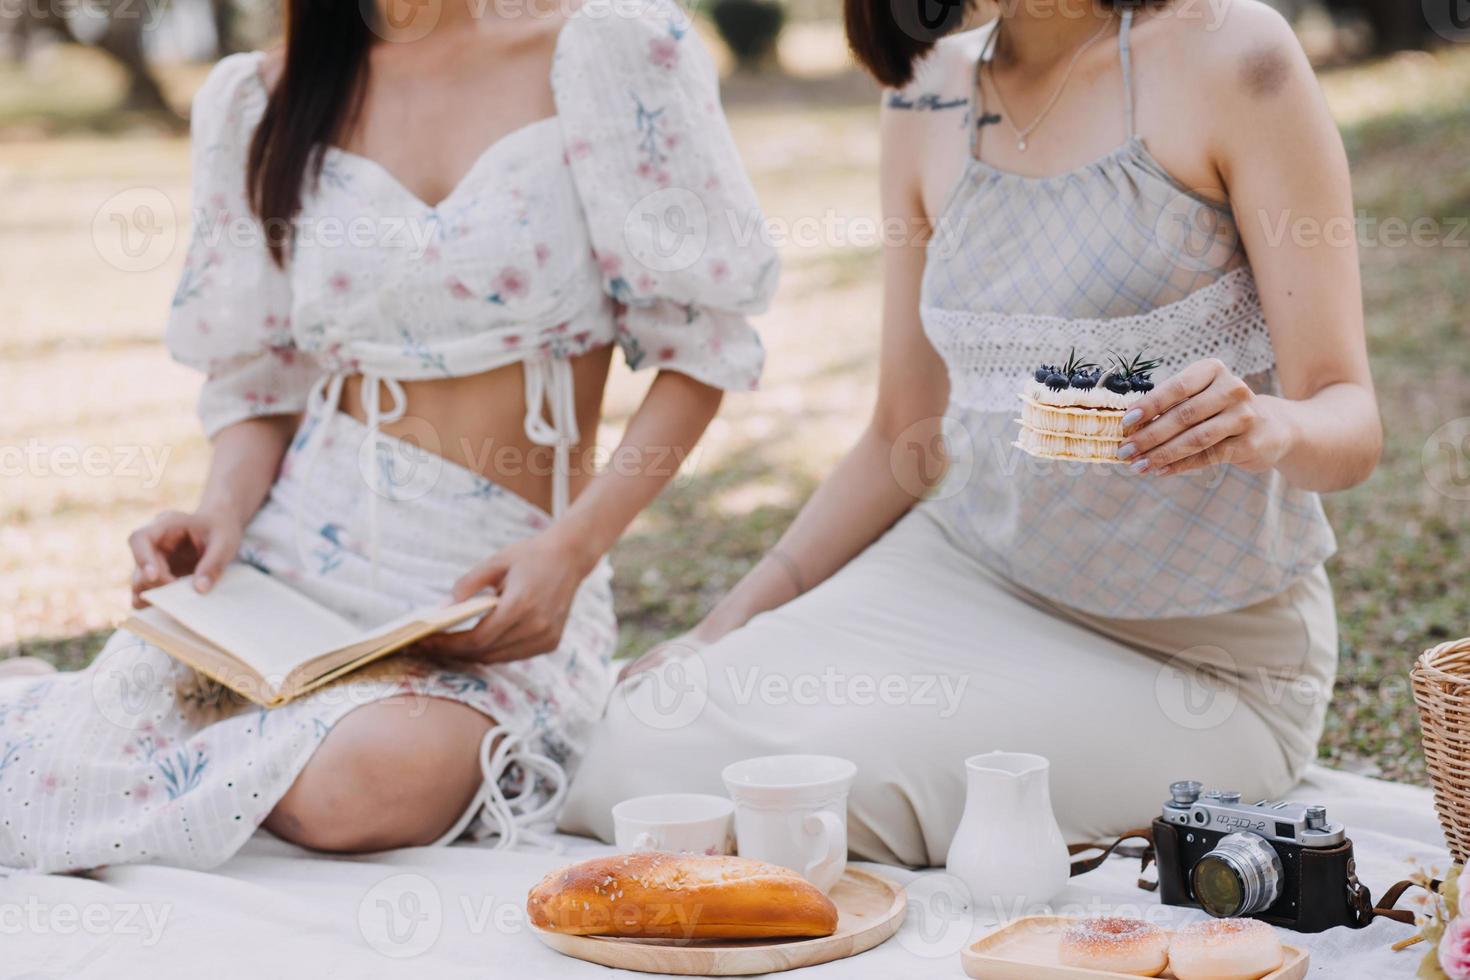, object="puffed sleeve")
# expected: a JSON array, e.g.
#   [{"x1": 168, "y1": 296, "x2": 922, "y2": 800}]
[
  {"x1": 165, "y1": 54, "x2": 319, "y2": 438},
  {"x1": 552, "y1": 0, "x2": 778, "y2": 391}
]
